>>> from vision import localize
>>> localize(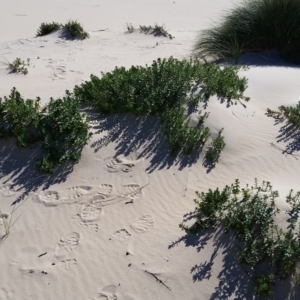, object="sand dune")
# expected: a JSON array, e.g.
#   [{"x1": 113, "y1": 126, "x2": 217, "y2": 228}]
[{"x1": 1, "y1": 1, "x2": 300, "y2": 299}]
